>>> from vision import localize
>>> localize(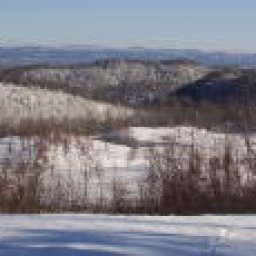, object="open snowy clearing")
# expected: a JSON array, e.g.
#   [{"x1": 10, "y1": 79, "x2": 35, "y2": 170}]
[{"x1": 0, "y1": 215, "x2": 255, "y2": 256}]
